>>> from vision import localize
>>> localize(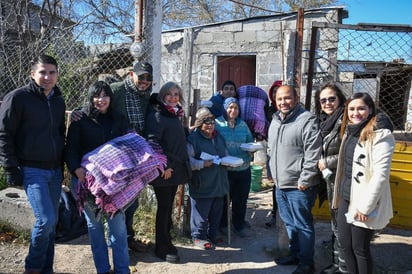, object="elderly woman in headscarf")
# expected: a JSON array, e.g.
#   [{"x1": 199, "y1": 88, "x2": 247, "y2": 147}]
[
  {"x1": 187, "y1": 107, "x2": 229, "y2": 250},
  {"x1": 215, "y1": 97, "x2": 254, "y2": 238}
]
